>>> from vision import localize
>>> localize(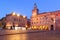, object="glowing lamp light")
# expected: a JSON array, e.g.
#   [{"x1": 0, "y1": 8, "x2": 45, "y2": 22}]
[
  {"x1": 23, "y1": 16, "x2": 26, "y2": 18},
  {"x1": 45, "y1": 26, "x2": 48, "y2": 30},
  {"x1": 40, "y1": 26, "x2": 43, "y2": 30},
  {"x1": 22, "y1": 27, "x2": 26, "y2": 30},
  {"x1": 32, "y1": 26, "x2": 33, "y2": 28},
  {"x1": 43, "y1": 26, "x2": 45, "y2": 29},
  {"x1": 6, "y1": 24, "x2": 11, "y2": 27},
  {"x1": 34, "y1": 26, "x2": 37, "y2": 29},
  {"x1": 12, "y1": 12, "x2": 16, "y2": 15},
  {"x1": 15, "y1": 24, "x2": 18, "y2": 27},
  {"x1": 26, "y1": 25, "x2": 28, "y2": 28},
  {"x1": 15, "y1": 27, "x2": 18, "y2": 30},
  {"x1": 17, "y1": 14, "x2": 20, "y2": 16}
]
